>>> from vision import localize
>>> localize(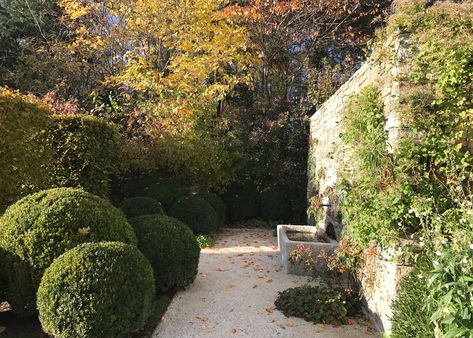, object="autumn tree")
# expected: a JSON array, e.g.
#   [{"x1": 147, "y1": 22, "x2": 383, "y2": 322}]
[{"x1": 59, "y1": 0, "x2": 257, "y2": 131}]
